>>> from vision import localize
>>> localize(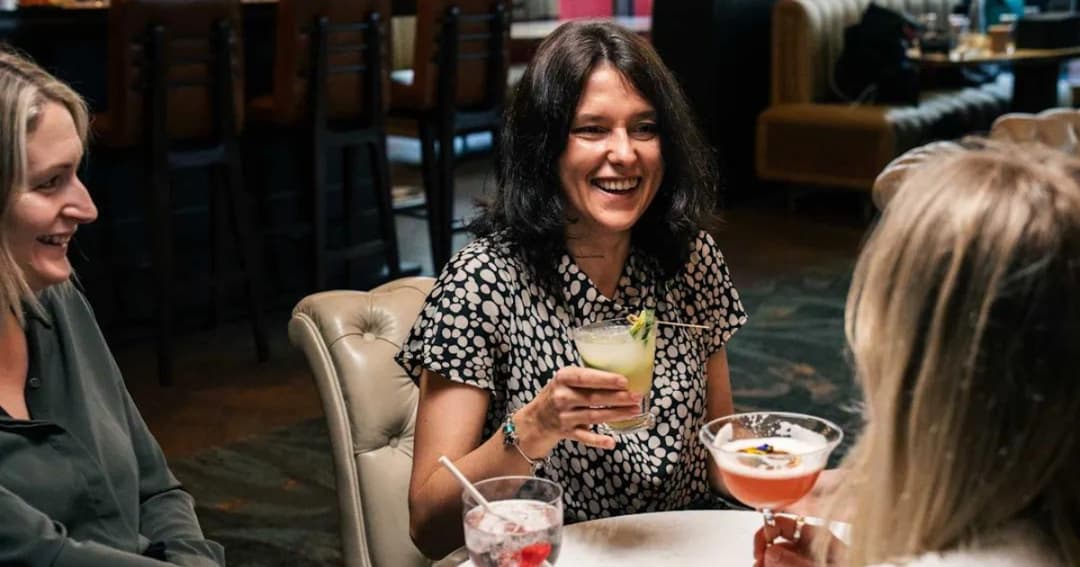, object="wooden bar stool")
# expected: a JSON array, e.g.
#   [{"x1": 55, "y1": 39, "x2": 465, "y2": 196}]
[
  {"x1": 95, "y1": 0, "x2": 269, "y2": 386},
  {"x1": 247, "y1": 0, "x2": 402, "y2": 292},
  {"x1": 389, "y1": 0, "x2": 511, "y2": 271}
]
